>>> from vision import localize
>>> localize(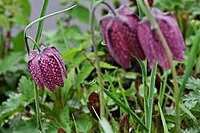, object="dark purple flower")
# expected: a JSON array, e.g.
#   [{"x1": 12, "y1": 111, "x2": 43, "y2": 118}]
[
  {"x1": 137, "y1": 8, "x2": 186, "y2": 69},
  {"x1": 28, "y1": 45, "x2": 67, "y2": 93},
  {"x1": 100, "y1": 5, "x2": 145, "y2": 69}
]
